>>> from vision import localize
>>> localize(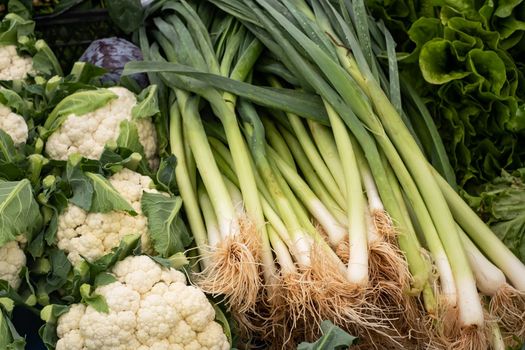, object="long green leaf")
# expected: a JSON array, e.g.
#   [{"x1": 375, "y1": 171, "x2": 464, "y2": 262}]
[{"x1": 123, "y1": 61, "x2": 328, "y2": 123}]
